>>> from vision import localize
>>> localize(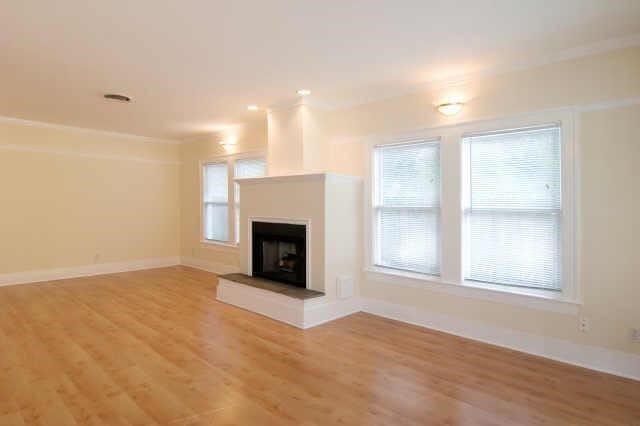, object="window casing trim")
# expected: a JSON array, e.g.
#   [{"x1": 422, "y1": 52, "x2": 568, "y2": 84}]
[
  {"x1": 364, "y1": 109, "x2": 578, "y2": 309},
  {"x1": 364, "y1": 266, "x2": 580, "y2": 315},
  {"x1": 371, "y1": 138, "x2": 442, "y2": 276},
  {"x1": 462, "y1": 125, "x2": 563, "y2": 290},
  {"x1": 199, "y1": 150, "x2": 266, "y2": 248}
]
